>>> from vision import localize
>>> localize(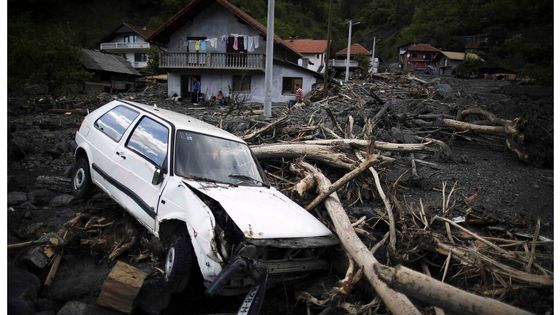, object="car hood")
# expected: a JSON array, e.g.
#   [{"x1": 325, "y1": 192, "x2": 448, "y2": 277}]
[{"x1": 183, "y1": 180, "x2": 333, "y2": 239}]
